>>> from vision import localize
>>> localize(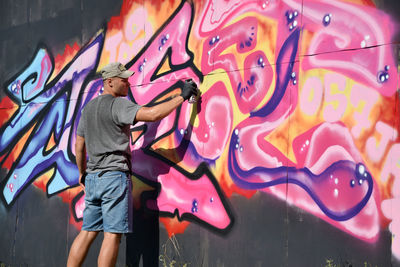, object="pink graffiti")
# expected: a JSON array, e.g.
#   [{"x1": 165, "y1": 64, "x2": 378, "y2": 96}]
[
  {"x1": 234, "y1": 116, "x2": 379, "y2": 240},
  {"x1": 198, "y1": 0, "x2": 397, "y2": 96},
  {"x1": 293, "y1": 123, "x2": 363, "y2": 172},
  {"x1": 226, "y1": 30, "x2": 379, "y2": 239},
  {"x1": 126, "y1": 1, "x2": 200, "y2": 154},
  {"x1": 291, "y1": 123, "x2": 379, "y2": 241},
  {"x1": 177, "y1": 82, "x2": 233, "y2": 160},
  {"x1": 130, "y1": 109, "x2": 179, "y2": 153},
  {"x1": 323, "y1": 73, "x2": 347, "y2": 122},
  {"x1": 131, "y1": 149, "x2": 231, "y2": 230},
  {"x1": 105, "y1": 7, "x2": 154, "y2": 65},
  {"x1": 127, "y1": 2, "x2": 199, "y2": 105},
  {"x1": 366, "y1": 122, "x2": 398, "y2": 163},
  {"x1": 148, "y1": 166, "x2": 231, "y2": 230},
  {"x1": 7, "y1": 183, "x2": 13, "y2": 193},
  {"x1": 299, "y1": 73, "x2": 381, "y2": 138},
  {"x1": 124, "y1": 2, "x2": 234, "y2": 230},
  {"x1": 292, "y1": 0, "x2": 397, "y2": 96},
  {"x1": 285, "y1": 180, "x2": 379, "y2": 242},
  {"x1": 197, "y1": 0, "x2": 280, "y2": 36},
  {"x1": 299, "y1": 76, "x2": 323, "y2": 116},
  {"x1": 74, "y1": 194, "x2": 85, "y2": 220},
  {"x1": 350, "y1": 83, "x2": 380, "y2": 138},
  {"x1": 197, "y1": 0, "x2": 306, "y2": 54},
  {"x1": 381, "y1": 144, "x2": 400, "y2": 258},
  {"x1": 201, "y1": 17, "x2": 273, "y2": 114}
]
